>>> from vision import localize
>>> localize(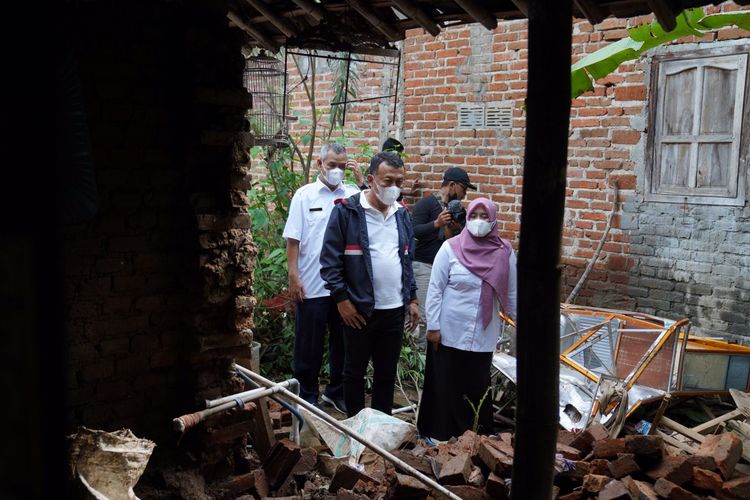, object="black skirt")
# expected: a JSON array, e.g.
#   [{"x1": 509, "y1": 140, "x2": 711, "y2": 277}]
[{"x1": 417, "y1": 344, "x2": 494, "y2": 441}]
